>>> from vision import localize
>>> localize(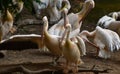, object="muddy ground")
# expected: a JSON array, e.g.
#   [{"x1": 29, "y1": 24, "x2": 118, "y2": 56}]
[{"x1": 0, "y1": 0, "x2": 120, "y2": 74}]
